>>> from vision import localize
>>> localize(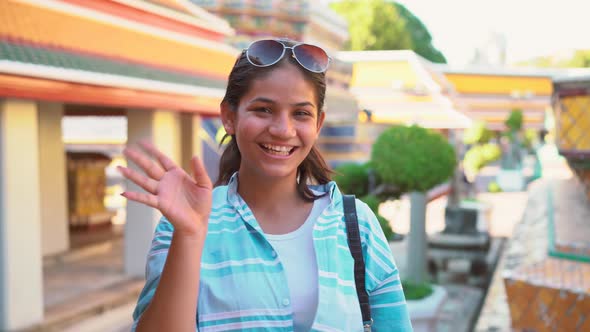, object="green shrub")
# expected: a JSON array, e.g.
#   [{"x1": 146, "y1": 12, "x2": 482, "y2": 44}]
[
  {"x1": 463, "y1": 143, "x2": 501, "y2": 176},
  {"x1": 402, "y1": 280, "x2": 433, "y2": 300},
  {"x1": 371, "y1": 125, "x2": 456, "y2": 193},
  {"x1": 505, "y1": 109, "x2": 523, "y2": 132},
  {"x1": 359, "y1": 195, "x2": 394, "y2": 241},
  {"x1": 463, "y1": 121, "x2": 493, "y2": 145},
  {"x1": 377, "y1": 215, "x2": 394, "y2": 241},
  {"x1": 333, "y1": 163, "x2": 369, "y2": 197},
  {"x1": 488, "y1": 181, "x2": 502, "y2": 193}
]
